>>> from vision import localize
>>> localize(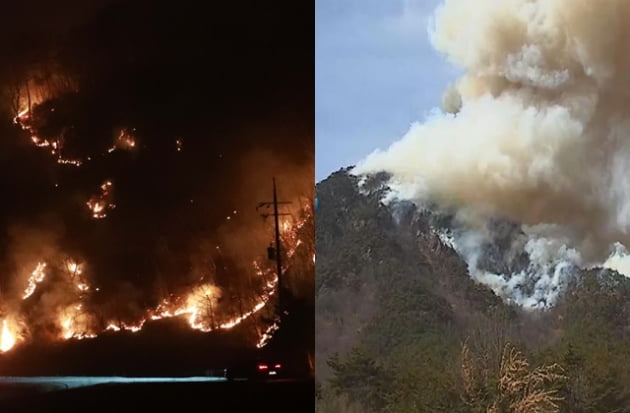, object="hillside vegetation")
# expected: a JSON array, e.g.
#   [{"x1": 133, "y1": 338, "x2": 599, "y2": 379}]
[{"x1": 316, "y1": 169, "x2": 630, "y2": 413}]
